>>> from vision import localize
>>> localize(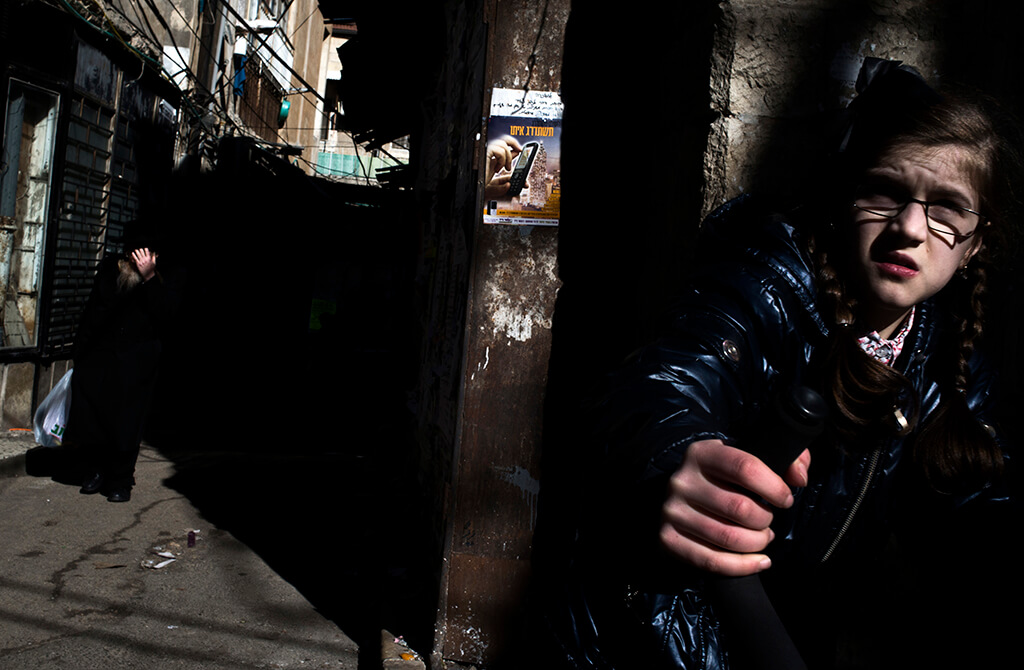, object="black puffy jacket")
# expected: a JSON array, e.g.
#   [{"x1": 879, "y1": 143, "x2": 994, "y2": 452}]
[{"x1": 537, "y1": 196, "x2": 1017, "y2": 669}]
